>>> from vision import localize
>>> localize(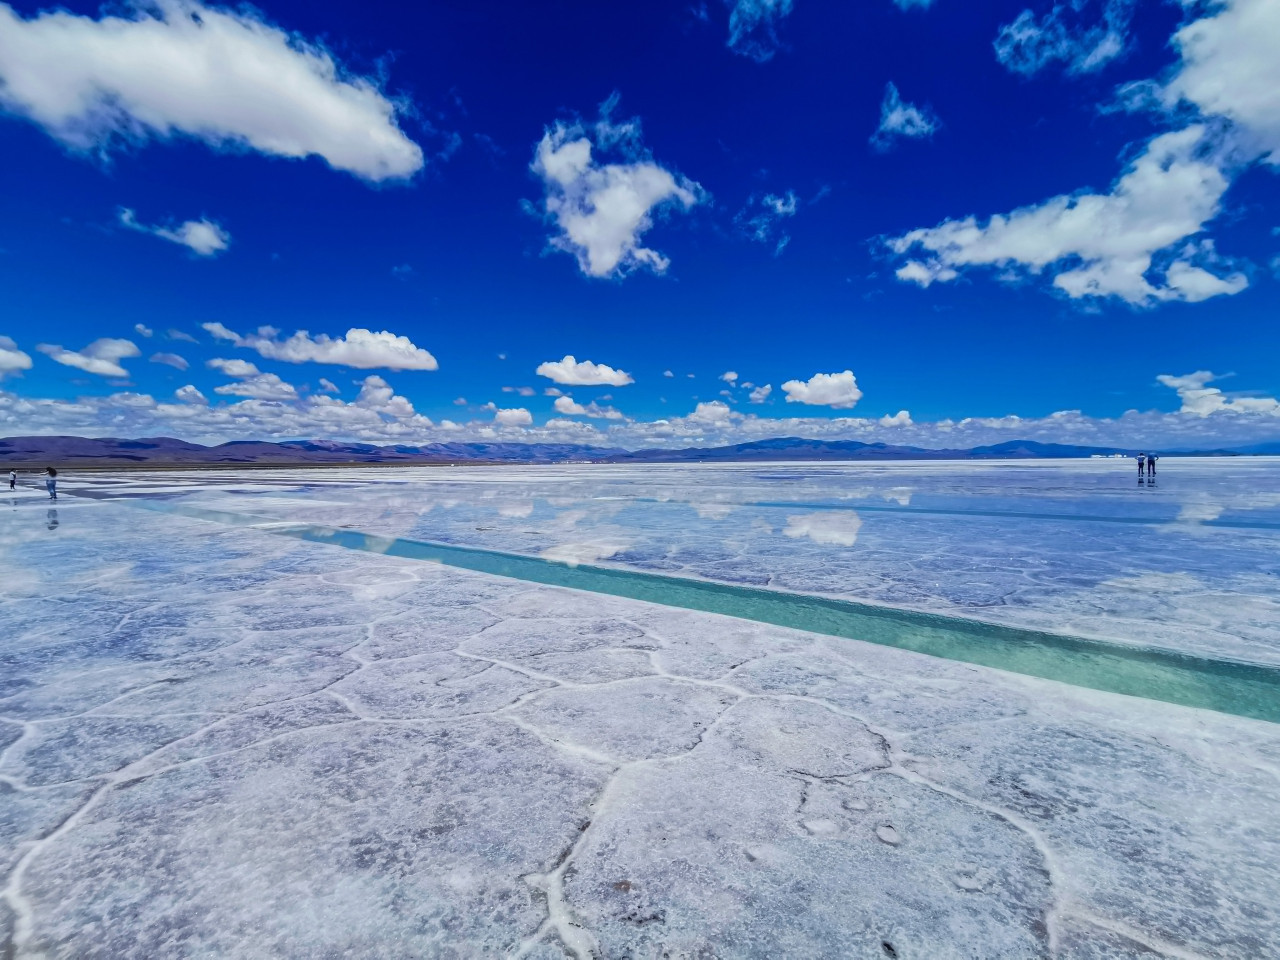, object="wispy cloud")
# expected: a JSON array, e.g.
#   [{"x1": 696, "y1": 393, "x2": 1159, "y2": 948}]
[
  {"x1": 120, "y1": 208, "x2": 230, "y2": 257},
  {"x1": 726, "y1": 0, "x2": 794, "y2": 62},
  {"x1": 870, "y1": 82, "x2": 939, "y2": 152}
]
